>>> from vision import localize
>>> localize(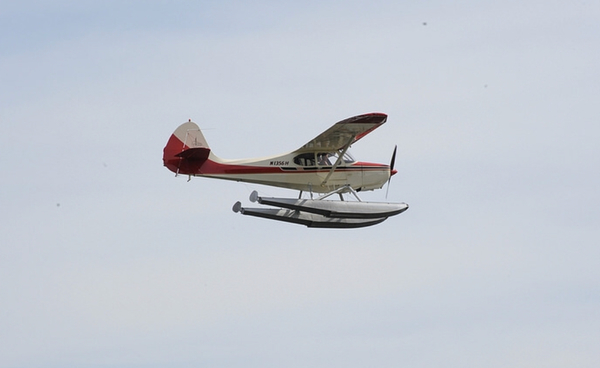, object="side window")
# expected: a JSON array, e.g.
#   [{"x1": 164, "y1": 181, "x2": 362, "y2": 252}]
[
  {"x1": 294, "y1": 153, "x2": 316, "y2": 166},
  {"x1": 315, "y1": 152, "x2": 352, "y2": 166},
  {"x1": 343, "y1": 152, "x2": 355, "y2": 163},
  {"x1": 316, "y1": 153, "x2": 332, "y2": 166},
  {"x1": 329, "y1": 152, "x2": 340, "y2": 165}
]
